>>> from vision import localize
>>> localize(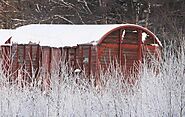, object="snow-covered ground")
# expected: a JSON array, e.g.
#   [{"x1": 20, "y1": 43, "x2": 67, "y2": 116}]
[{"x1": 0, "y1": 42, "x2": 184, "y2": 117}]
